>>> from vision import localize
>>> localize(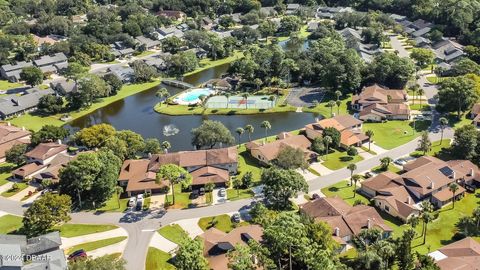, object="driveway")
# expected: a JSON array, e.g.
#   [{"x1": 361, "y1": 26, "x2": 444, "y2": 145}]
[
  {"x1": 286, "y1": 87, "x2": 326, "y2": 107},
  {"x1": 149, "y1": 232, "x2": 177, "y2": 253},
  {"x1": 389, "y1": 35, "x2": 410, "y2": 58}
]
